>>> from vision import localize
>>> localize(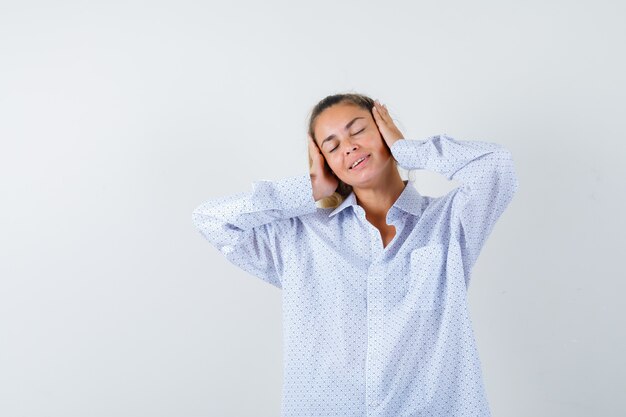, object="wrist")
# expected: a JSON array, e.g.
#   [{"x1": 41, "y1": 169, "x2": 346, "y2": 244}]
[{"x1": 387, "y1": 136, "x2": 404, "y2": 148}]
